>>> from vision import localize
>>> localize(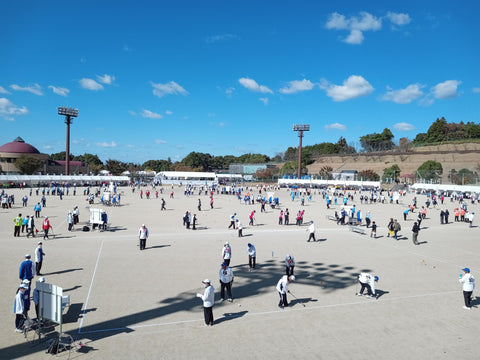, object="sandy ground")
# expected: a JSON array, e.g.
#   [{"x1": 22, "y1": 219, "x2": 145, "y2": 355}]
[{"x1": 0, "y1": 185, "x2": 479, "y2": 360}]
